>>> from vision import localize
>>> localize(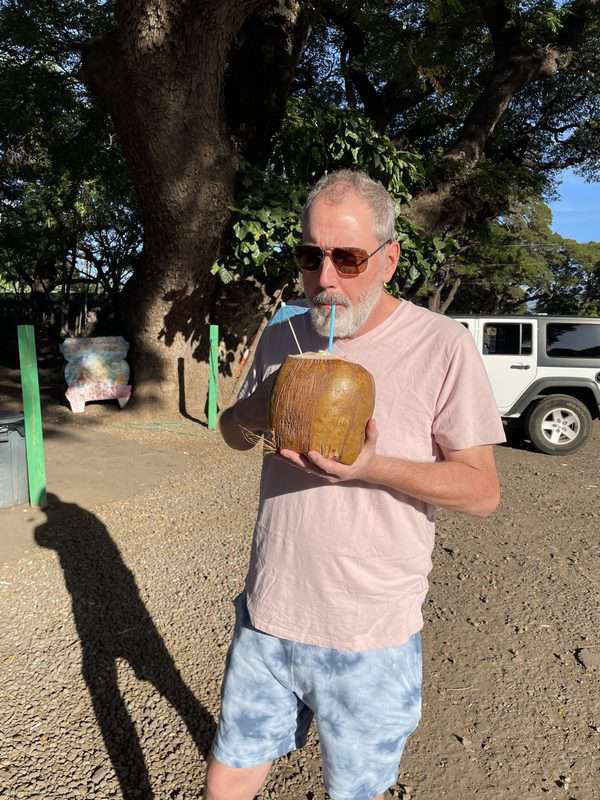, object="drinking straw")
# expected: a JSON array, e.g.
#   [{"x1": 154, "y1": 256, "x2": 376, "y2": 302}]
[
  {"x1": 282, "y1": 303, "x2": 303, "y2": 354},
  {"x1": 328, "y1": 304, "x2": 336, "y2": 352}
]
